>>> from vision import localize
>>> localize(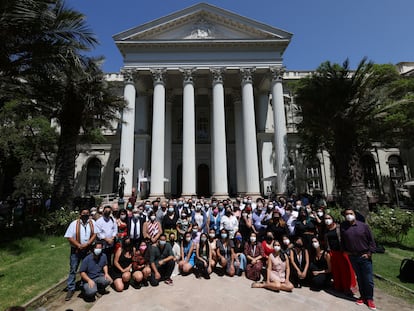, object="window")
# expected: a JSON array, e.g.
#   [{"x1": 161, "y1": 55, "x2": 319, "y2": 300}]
[
  {"x1": 388, "y1": 155, "x2": 405, "y2": 184},
  {"x1": 197, "y1": 116, "x2": 209, "y2": 142},
  {"x1": 86, "y1": 158, "x2": 101, "y2": 194},
  {"x1": 361, "y1": 155, "x2": 378, "y2": 190},
  {"x1": 306, "y1": 160, "x2": 323, "y2": 193}
]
